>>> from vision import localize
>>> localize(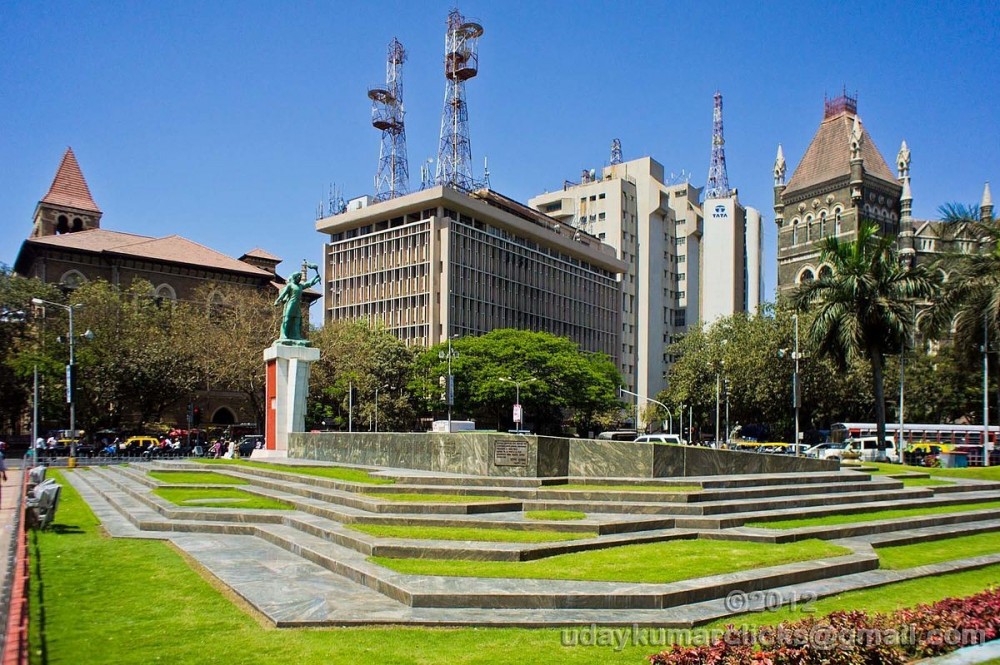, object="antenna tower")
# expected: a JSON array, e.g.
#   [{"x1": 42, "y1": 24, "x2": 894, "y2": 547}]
[
  {"x1": 434, "y1": 9, "x2": 484, "y2": 190},
  {"x1": 610, "y1": 138, "x2": 622, "y2": 165},
  {"x1": 704, "y1": 91, "x2": 731, "y2": 199},
  {"x1": 369, "y1": 38, "x2": 410, "y2": 202}
]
